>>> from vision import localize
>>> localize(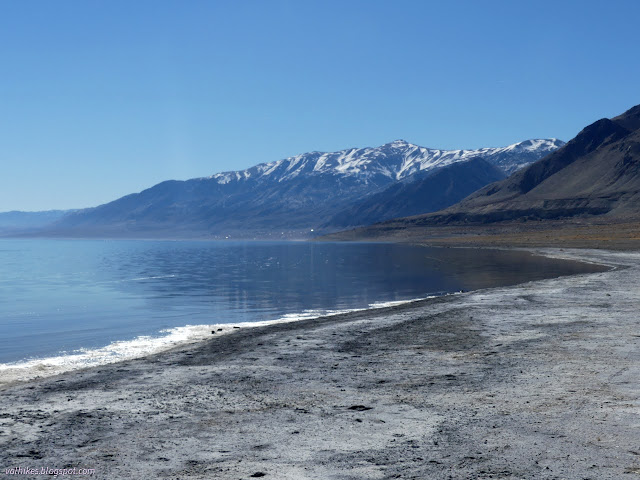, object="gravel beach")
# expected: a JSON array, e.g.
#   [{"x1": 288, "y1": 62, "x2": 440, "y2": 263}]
[{"x1": 1, "y1": 248, "x2": 639, "y2": 479}]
